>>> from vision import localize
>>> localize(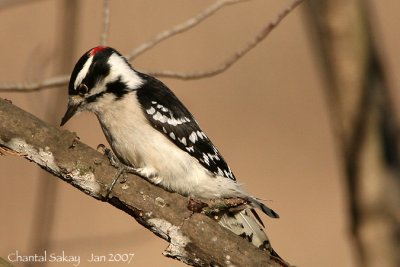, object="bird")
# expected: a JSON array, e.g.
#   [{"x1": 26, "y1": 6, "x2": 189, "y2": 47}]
[{"x1": 60, "y1": 46, "x2": 279, "y2": 253}]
